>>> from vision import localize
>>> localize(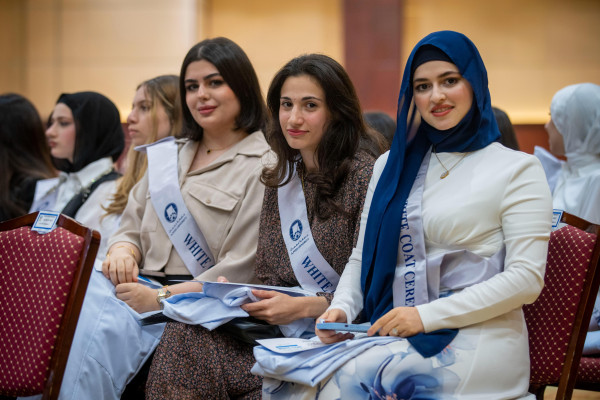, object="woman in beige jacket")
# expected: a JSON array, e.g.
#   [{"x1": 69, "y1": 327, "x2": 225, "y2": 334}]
[{"x1": 103, "y1": 37, "x2": 270, "y2": 311}]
